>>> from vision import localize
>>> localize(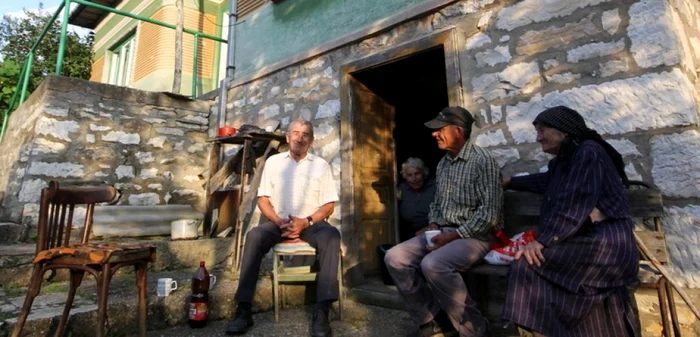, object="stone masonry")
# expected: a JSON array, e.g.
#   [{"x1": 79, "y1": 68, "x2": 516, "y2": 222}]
[
  {"x1": 211, "y1": 0, "x2": 700, "y2": 292},
  {"x1": 0, "y1": 76, "x2": 212, "y2": 241}
]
